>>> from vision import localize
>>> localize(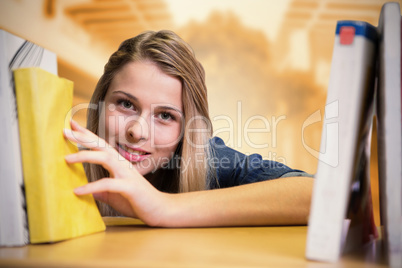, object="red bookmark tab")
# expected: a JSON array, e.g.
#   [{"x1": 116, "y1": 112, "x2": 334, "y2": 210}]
[{"x1": 339, "y1": 26, "x2": 355, "y2": 45}]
